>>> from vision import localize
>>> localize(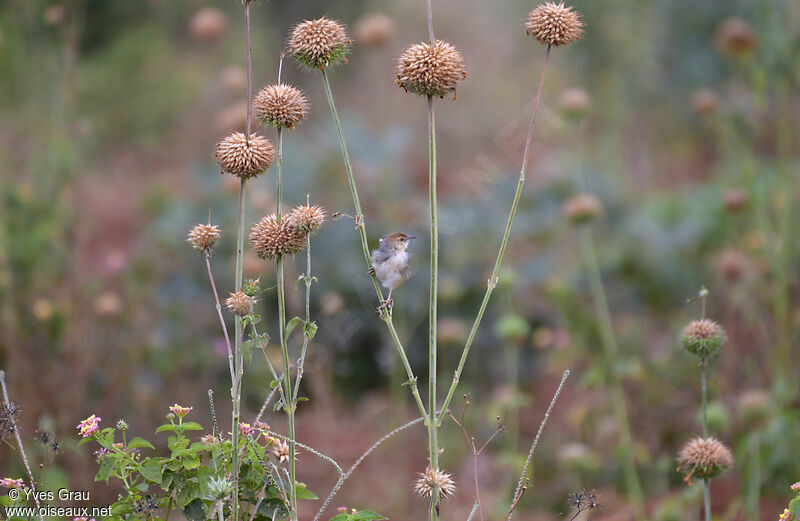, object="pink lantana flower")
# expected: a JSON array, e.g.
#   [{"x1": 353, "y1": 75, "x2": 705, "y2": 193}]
[{"x1": 77, "y1": 415, "x2": 101, "y2": 437}]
